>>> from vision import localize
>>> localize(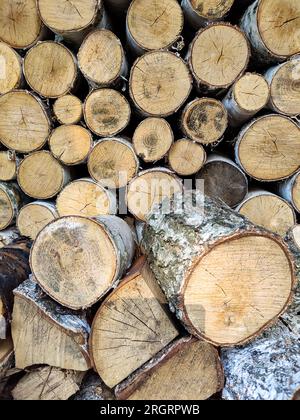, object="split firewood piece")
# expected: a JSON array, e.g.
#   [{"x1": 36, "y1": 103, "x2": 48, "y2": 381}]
[
  {"x1": 17, "y1": 151, "x2": 71, "y2": 200},
  {"x1": 0, "y1": 0, "x2": 48, "y2": 50},
  {"x1": 90, "y1": 257, "x2": 179, "y2": 388},
  {"x1": 0, "y1": 151, "x2": 18, "y2": 182},
  {"x1": 278, "y1": 171, "x2": 300, "y2": 214},
  {"x1": 181, "y1": 98, "x2": 228, "y2": 145},
  {"x1": 31, "y1": 215, "x2": 135, "y2": 309},
  {"x1": 126, "y1": 0, "x2": 184, "y2": 56},
  {"x1": 0, "y1": 337, "x2": 14, "y2": 380},
  {"x1": 130, "y1": 51, "x2": 192, "y2": 117},
  {"x1": 0, "y1": 42, "x2": 23, "y2": 94},
  {"x1": 133, "y1": 118, "x2": 174, "y2": 163},
  {"x1": 84, "y1": 89, "x2": 131, "y2": 137},
  {"x1": 223, "y1": 73, "x2": 270, "y2": 127},
  {"x1": 237, "y1": 191, "x2": 296, "y2": 237},
  {"x1": 168, "y1": 139, "x2": 206, "y2": 176},
  {"x1": 17, "y1": 201, "x2": 59, "y2": 241},
  {"x1": 37, "y1": 0, "x2": 108, "y2": 46},
  {"x1": 0, "y1": 182, "x2": 22, "y2": 231},
  {"x1": 0, "y1": 90, "x2": 51, "y2": 153},
  {"x1": 56, "y1": 178, "x2": 116, "y2": 217},
  {"x1": 188, "y1": 23, "x2": 250, "y2": 93},
  {"x1": 142, "y1": 190, "x2": 296, "y2": 347},
  {"x1": 78, "y1": 29, "x2": 128, "y2": 89},
  {"x1": 240, "y1": 0, "x2": 300, "y2": 64},
  {"x1": 0, "y1": 228, "x2": 20, "y2": 249},
  {"x1": 126, "y1": 168, "x2": 183, "y2": 222},
  {"x1": 181, "y1": 0, "x2": 234, "y2": 29},
  {"x1": 88, "y1": 138, "x2": 139, "y2": 189},
  {"x1": 24, "y1": 42, "x2": 78, "y2": 99},
  {"x1": 235, "y1": 115, "x2": 300, "y2": 182},
  {"x1": 265, "y1": 56, "x2": 300, "y2": 117},
  {"x1": 73, "y1": 372, "x2": 115, "y2": 401},
  {"x1": 53, "y1": 95, "x2": 83, "y2": 125},
  {"x1": 115, "y1": 336, "x2": 224, "y2": 400},
  {"x1": 12, "y1": 278, "x2": 91, "y2": 371},
  {"x1": 12, "y1": 367, "x2": 85, "y2": 400},
  {"x1": 196, "y1": 154, "x2": 248, "y2": 208},
  {"x1": 49, "y1": 125, "x2": 93, "y2": 166}
]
